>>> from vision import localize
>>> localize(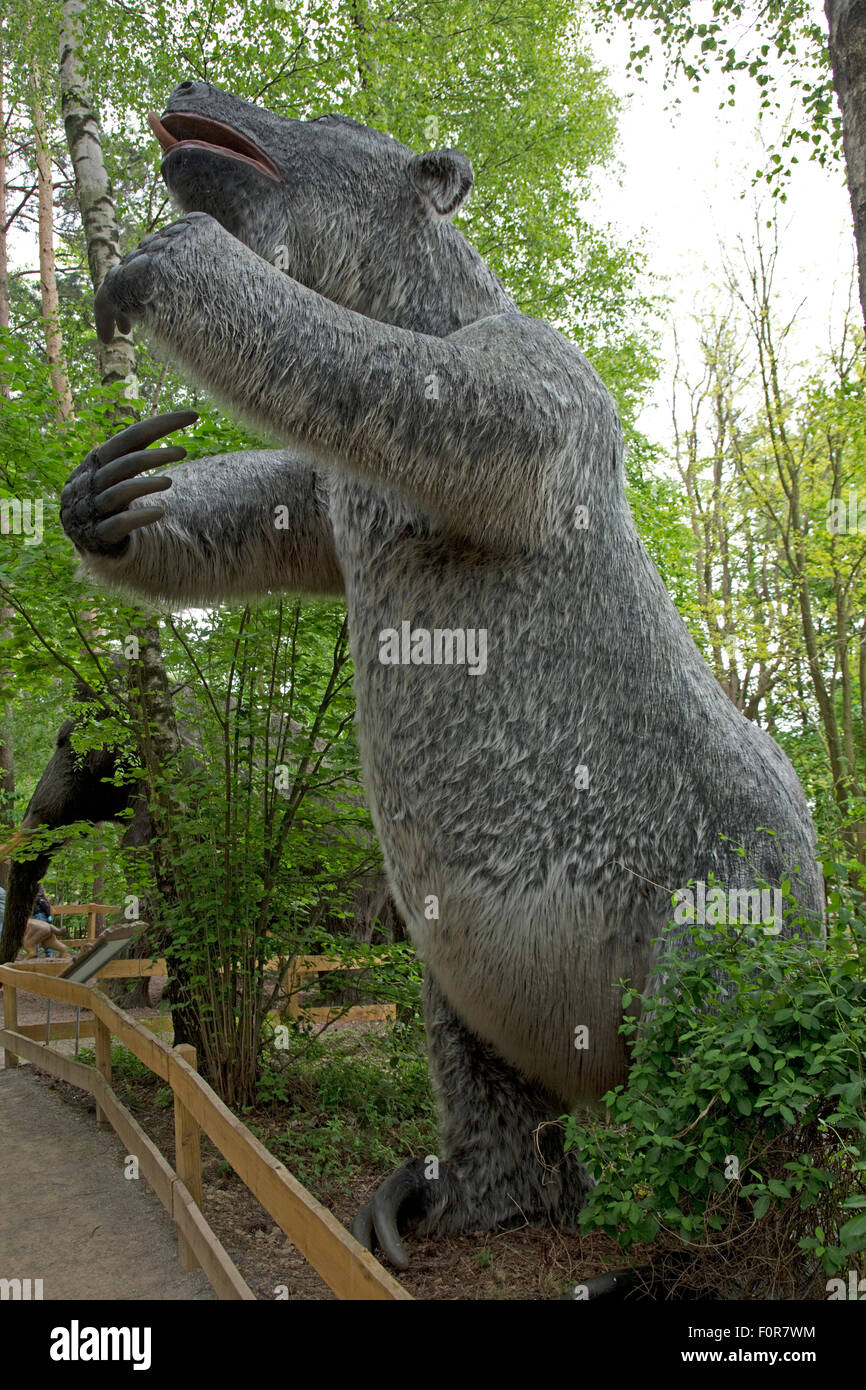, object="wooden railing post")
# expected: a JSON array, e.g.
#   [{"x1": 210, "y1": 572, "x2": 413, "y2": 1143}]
[
  {"x1": 173, "y1": 1042, "x2": 202, "y2": 1270},
  {"x1": 94, "y1": 1016, "x2": 111, "y2": 1128},
  {"x1": 3, "y1": 982, "x2": 18, "y2": 1068}
]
